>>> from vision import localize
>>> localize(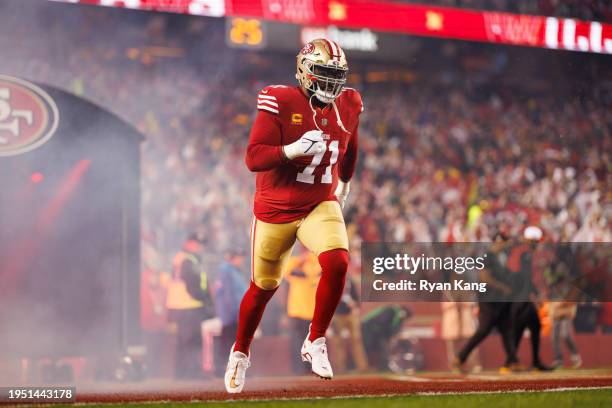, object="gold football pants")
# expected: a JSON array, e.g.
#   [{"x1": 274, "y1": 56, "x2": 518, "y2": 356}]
[{"x1": 250, "y1": 200, "x2": 348, "y2": 290}]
